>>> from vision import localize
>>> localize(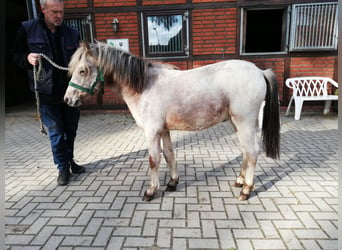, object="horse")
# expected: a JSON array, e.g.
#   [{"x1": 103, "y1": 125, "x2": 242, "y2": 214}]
[{"x1": 64, "y1": 42, "x2": 280, "y2": 201}]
